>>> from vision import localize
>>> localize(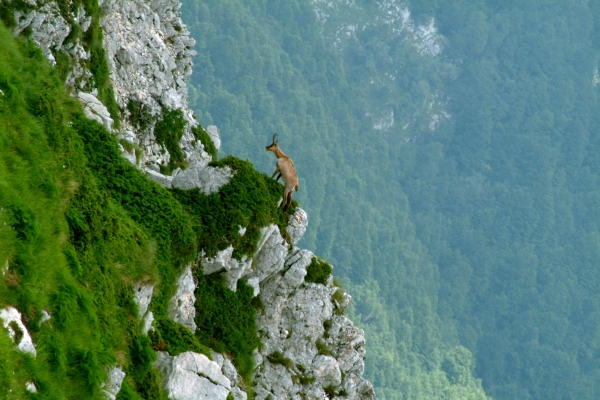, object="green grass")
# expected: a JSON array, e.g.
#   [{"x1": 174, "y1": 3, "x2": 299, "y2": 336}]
[
  {"x1": 194, "y1": 271, "x2": 260, "y2": 386},
  {"x1": 154, "y1": 108, "x2": 186, "y2": 168},
  {"x1": 305, "y1": 257, "x2": 332, "y2": 285},
  {"x1": 0, "y1": 24, "x2": 133, "y2": 398},
  {"x1": 266, "y1": 351, "x2": 293, "y2": 369},
  {"x1": 315, "y1": 339, "x2": 333, "y2": 357},
  {"x1": 172, "y1": 155, "x2": 296, "y2": 260},
  {"x1": 0, "y1": 21, "x2": 189, "y2": 398}
]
